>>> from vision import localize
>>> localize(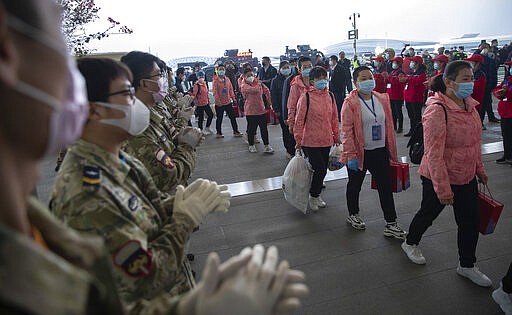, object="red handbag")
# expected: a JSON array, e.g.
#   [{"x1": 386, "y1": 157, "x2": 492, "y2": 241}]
[
  {"x1": 478, "y1": 184, "x2": 504, "y2": 235},
  {"x1": 371, "y1": 161, "x2": 407, "y2": 193}
]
